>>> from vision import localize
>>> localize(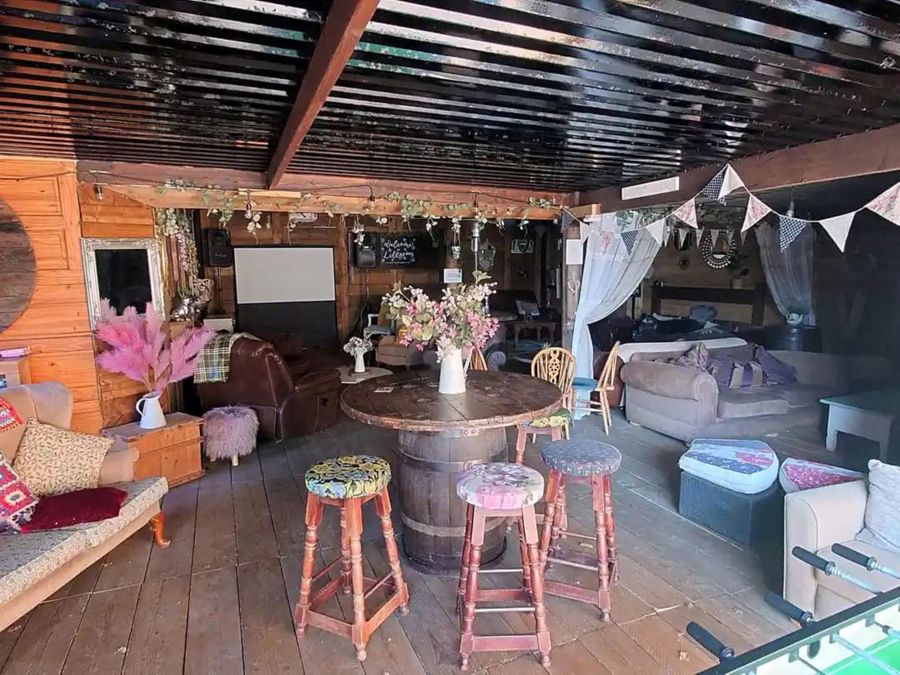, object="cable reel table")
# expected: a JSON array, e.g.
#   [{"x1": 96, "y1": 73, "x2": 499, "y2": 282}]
[{"x1": 341, "y1": 370, "x2": 563, "y2": 573}]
